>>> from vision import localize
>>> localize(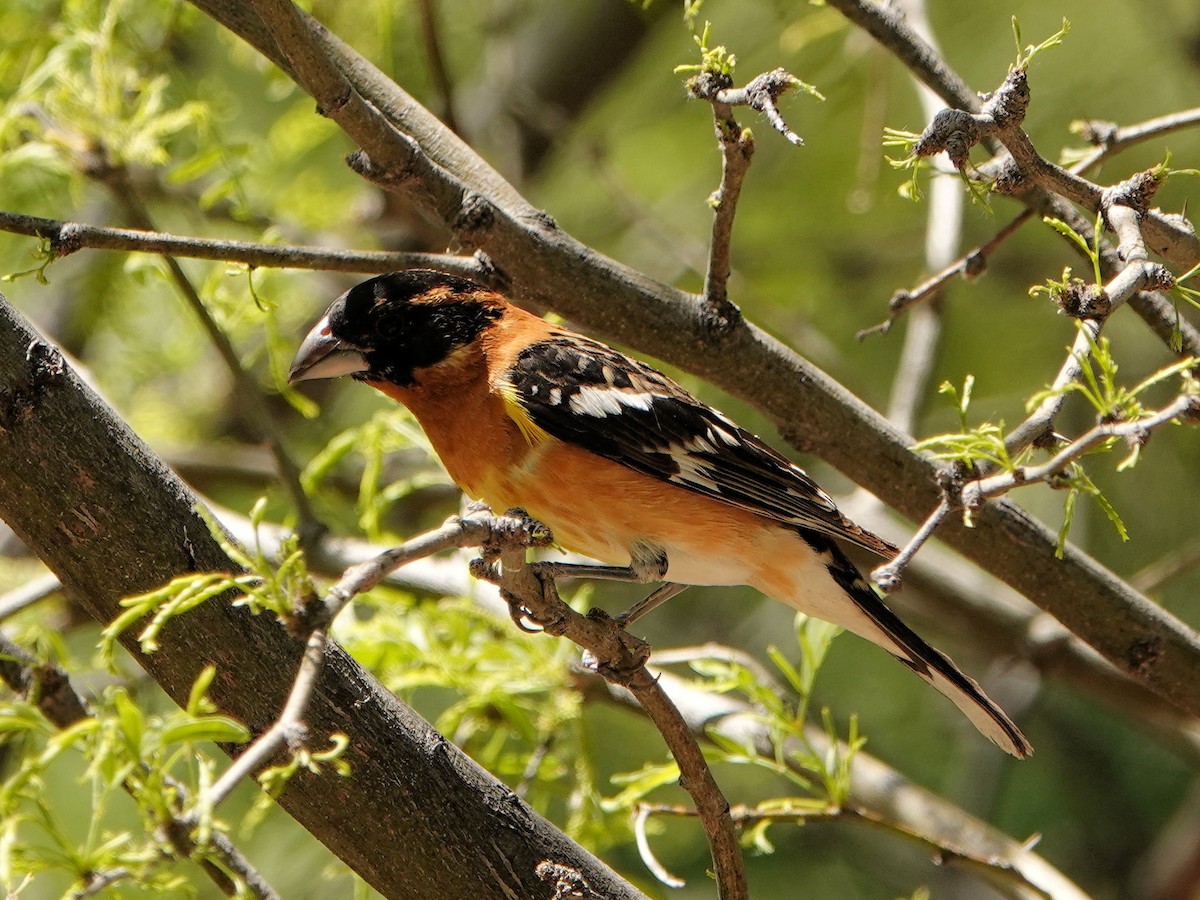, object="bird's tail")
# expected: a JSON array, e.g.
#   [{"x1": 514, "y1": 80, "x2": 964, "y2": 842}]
[{"x1": 819, "y1": 542, "x2": 1032, "y2": 758}]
